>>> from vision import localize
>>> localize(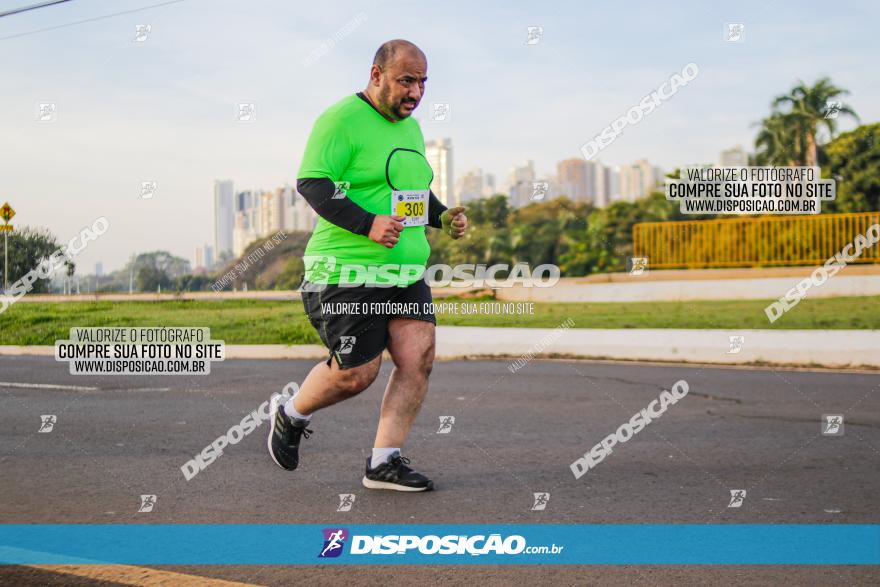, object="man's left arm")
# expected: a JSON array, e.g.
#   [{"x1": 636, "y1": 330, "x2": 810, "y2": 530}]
[{"x1": 428, "y1": 191, "x2": 467, "y2": 239}]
